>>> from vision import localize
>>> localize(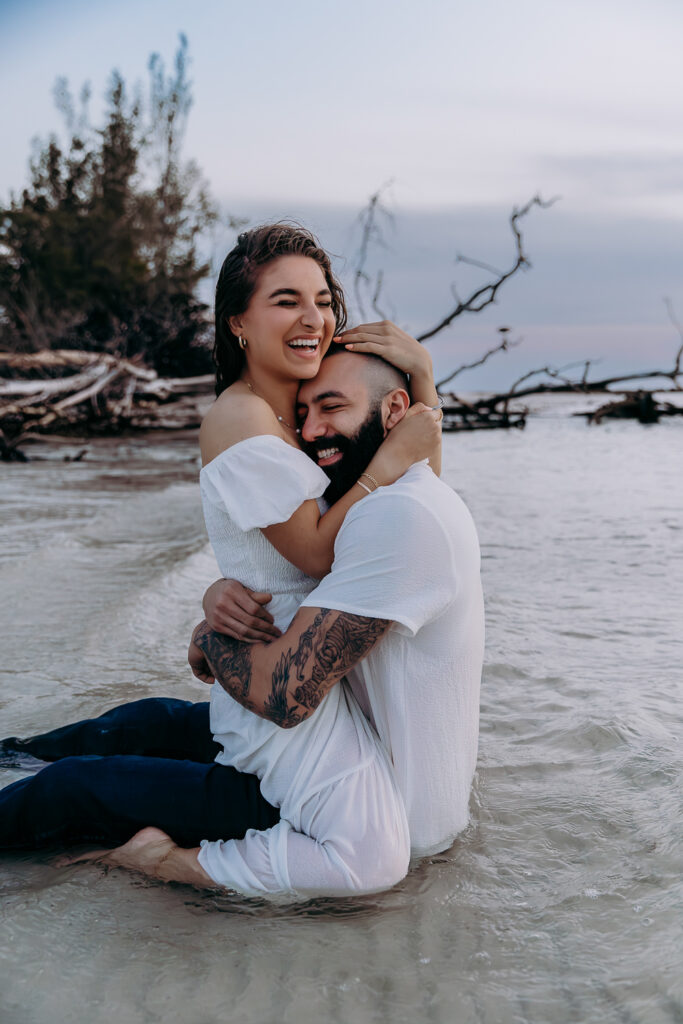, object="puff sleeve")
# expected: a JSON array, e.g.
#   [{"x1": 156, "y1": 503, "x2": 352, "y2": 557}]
[{"x1": 199, "y1": 434, "x2": 330, "y2": 531}]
